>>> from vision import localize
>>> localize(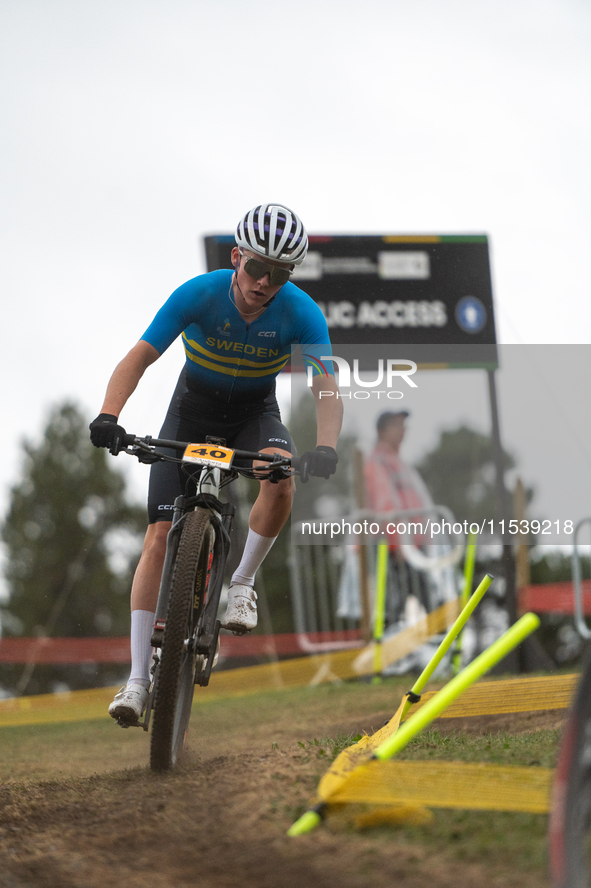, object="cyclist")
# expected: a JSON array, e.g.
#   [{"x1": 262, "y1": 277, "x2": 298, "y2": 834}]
[{"x1": 90, "y1": 203, "x2": 342, "y2": 724}]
